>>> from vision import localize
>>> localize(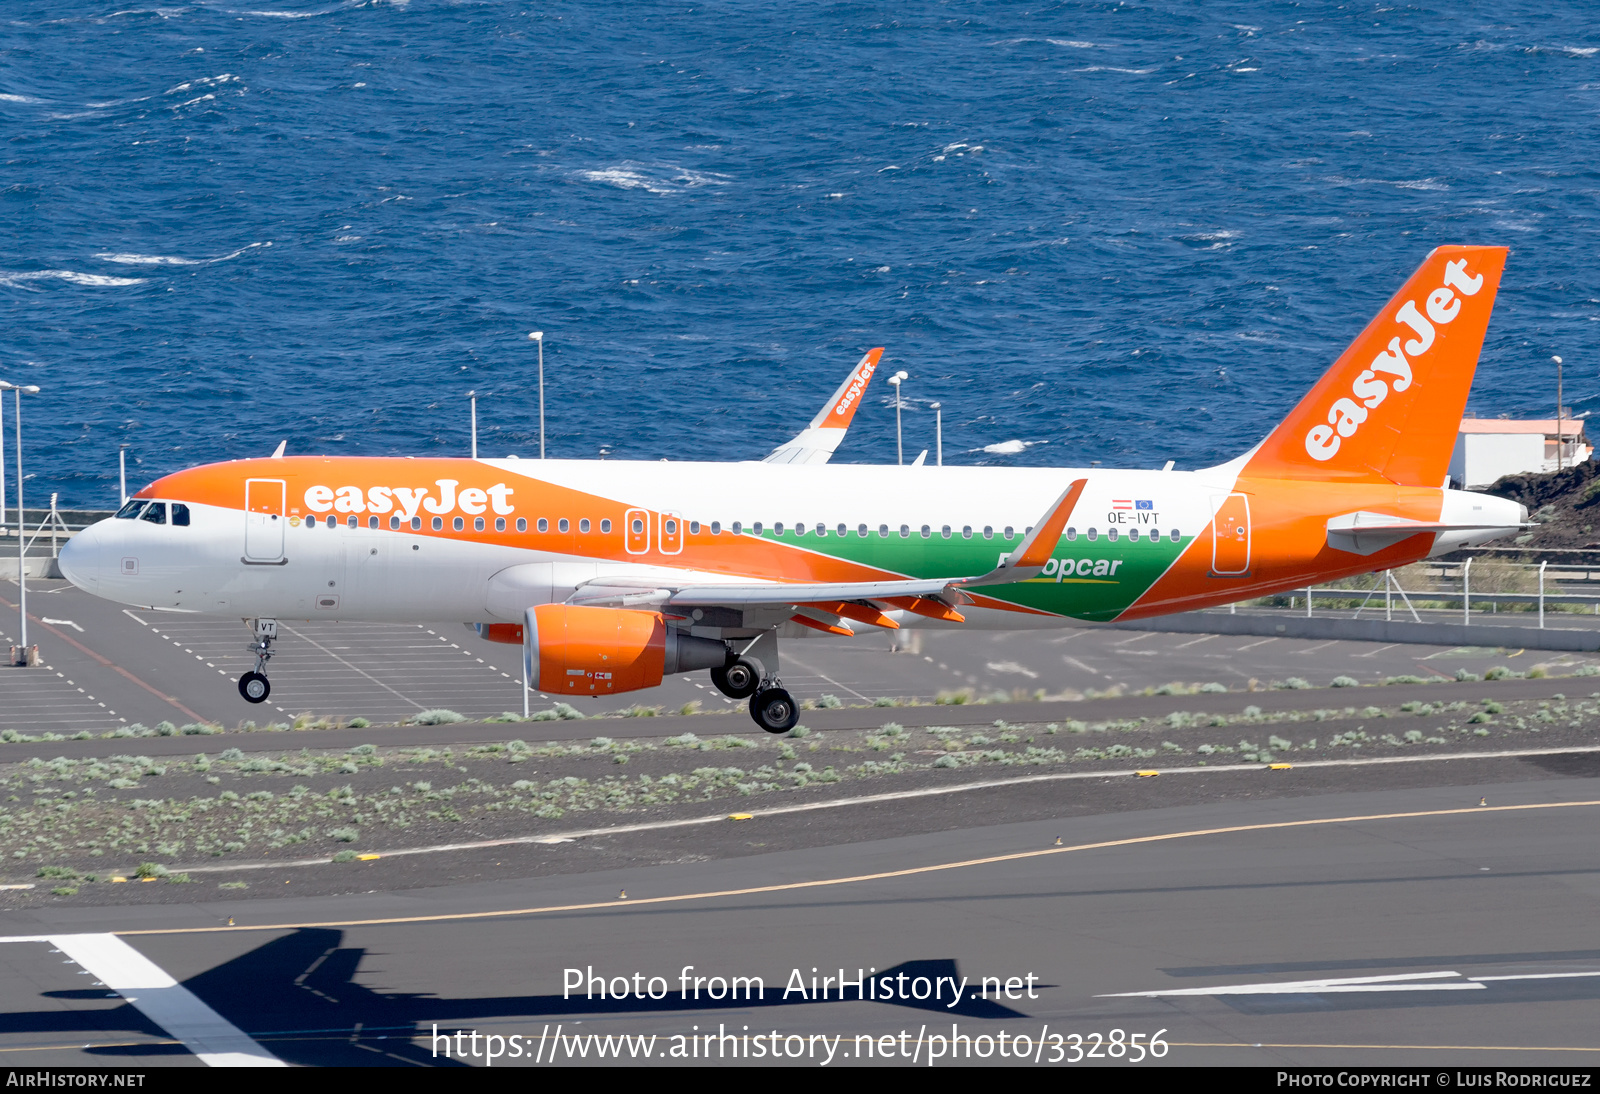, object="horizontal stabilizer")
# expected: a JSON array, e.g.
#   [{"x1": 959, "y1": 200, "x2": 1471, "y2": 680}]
[{"x1": 1325, "y1": 510, "x2": 1528, "y2": 556}]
